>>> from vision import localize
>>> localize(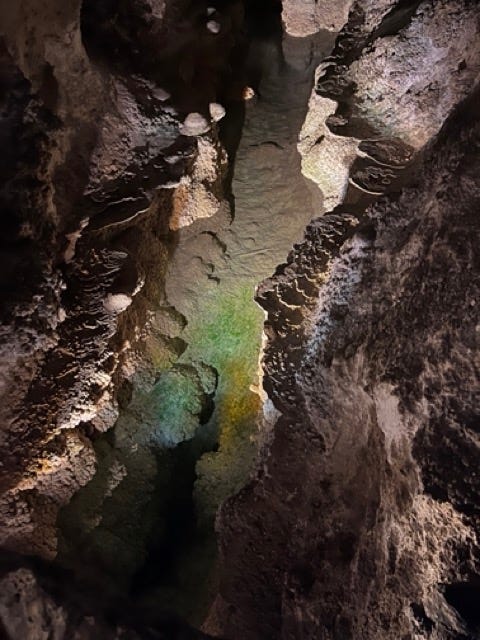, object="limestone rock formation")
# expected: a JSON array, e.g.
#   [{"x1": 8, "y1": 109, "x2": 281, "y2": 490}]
[
  {"x1": 1, "y1": 0, "x2": 479, "y2": 639},
  {"x1": 282, "y1": 0, "x2": 354, "y2": 35},
  {"x1": 215, "y1": 76, "x2": 480, "y2": 640},
  {"x1": 298, "y1": 0, "x2": 480, "y2": 207},
  {"x1": 0, "y1": 0, "x2": 239, "y2": 562},
  {"x1": 0, "y1": 562, "x2": 216, "y2": 639},
  {"x1": 211, "y1": 1, "x2": 480, "y2": 637}
]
